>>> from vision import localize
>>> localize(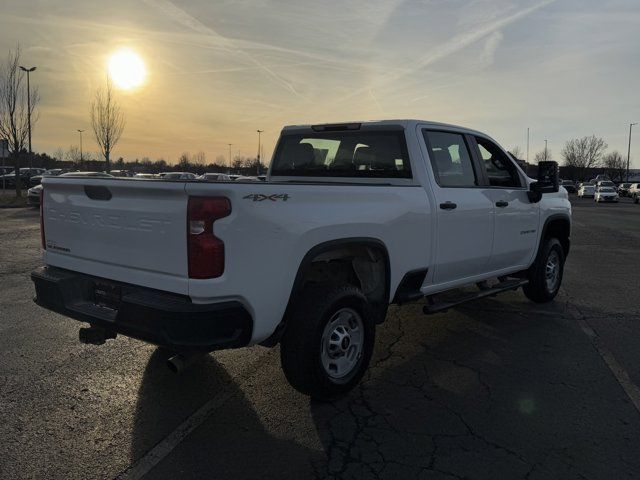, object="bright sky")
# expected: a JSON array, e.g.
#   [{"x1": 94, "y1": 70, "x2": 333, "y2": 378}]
[{"x1": 1, "y1": 0, "x2": 638, "y2": 166}]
